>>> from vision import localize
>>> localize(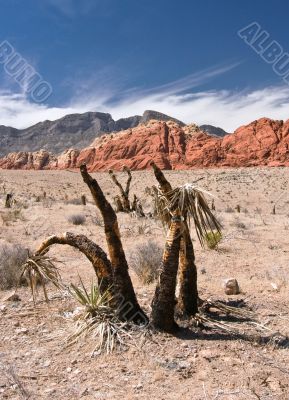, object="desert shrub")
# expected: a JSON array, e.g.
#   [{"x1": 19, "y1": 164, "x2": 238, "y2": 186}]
[
  {"x1": 225, "y1": 206, "x2": 234, "y2": 213},
  {"x1": 65, "y1": 198, "x2": 83, "y2": 205},
  {"x1": 67, "y1": 214, "x2": 86, "y2": 225},
  {"x1": 128, "y1": 240, "x2": 162, "y2": 284},
  {"x1": 205, "y1": 231, "x2": 222, "y2": 250},
  {"x1": 0, "y1": 209, "x2": 25, "y2": 225},
  {"x1": 0, "y1": 241, "x2": 28, "y2": 289},
  {"x1": 231, "y1": 218, "x2": 247, "y2": 230}
]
